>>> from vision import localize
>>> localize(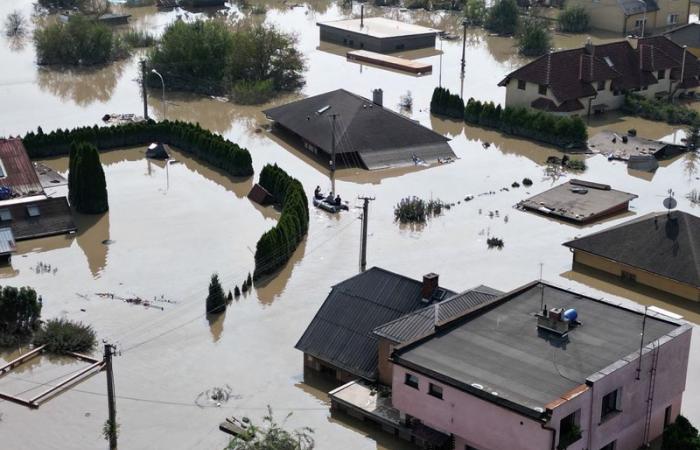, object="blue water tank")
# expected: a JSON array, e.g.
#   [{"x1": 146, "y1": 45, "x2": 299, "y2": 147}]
[{"x1": 564, "y1": 308, "x2": 578, "y2": 322}]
